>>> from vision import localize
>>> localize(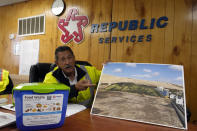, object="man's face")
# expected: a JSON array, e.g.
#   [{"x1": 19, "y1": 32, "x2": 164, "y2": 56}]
[{"x1": 56, "y1": 50, "x2": 75, "y2": 75}]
